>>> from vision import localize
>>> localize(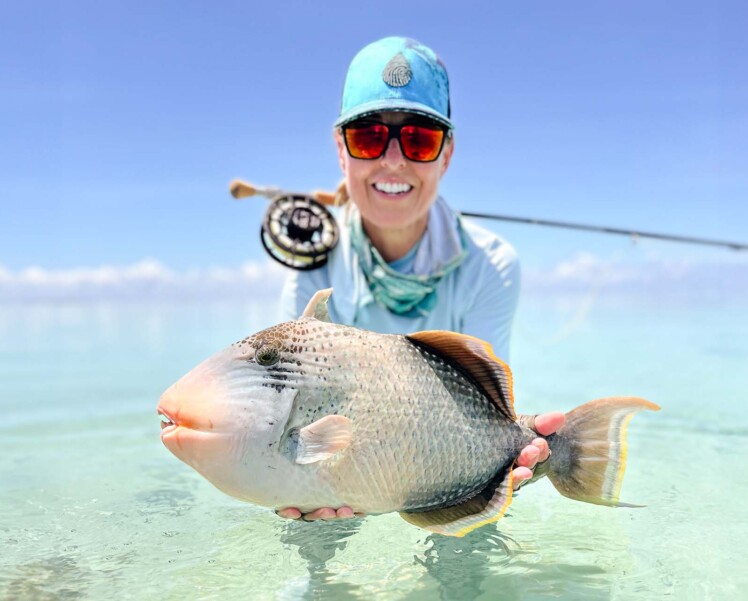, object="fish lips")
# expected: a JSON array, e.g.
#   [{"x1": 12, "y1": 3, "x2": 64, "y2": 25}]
[
  {"x1": 157, "y1": 394, "x2": 214, "y2": 435},
  {"x1": 157, "y1": 402, "x2": 206, "y2": 451},
  {"x1": 157, "y1": 396, "x2": 239, "y2": 471},
  {"x1": 156, "y1": 379, "x2": 226, "y2": 454},
  {"x1": 156, "y1": 352, "x2": 239, "y2": 440}
]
